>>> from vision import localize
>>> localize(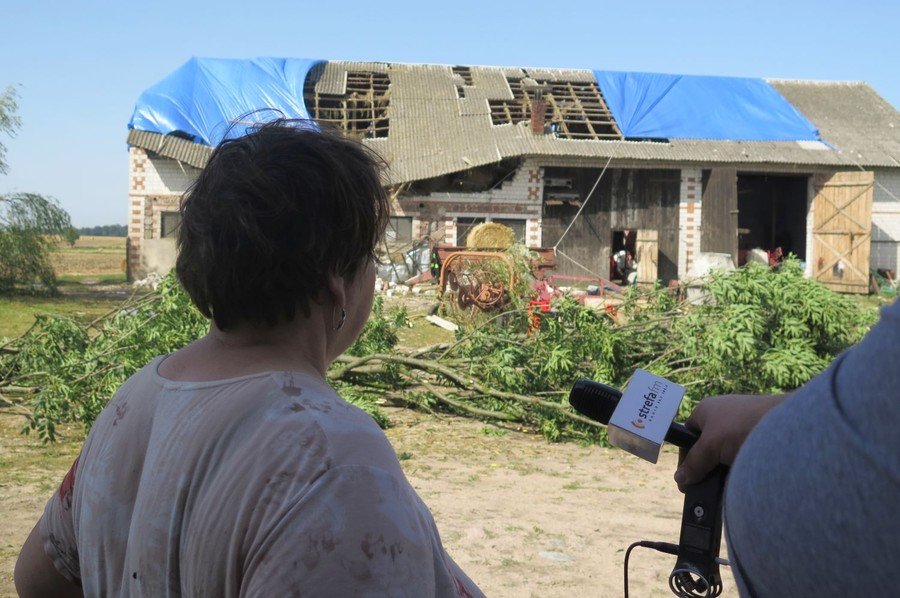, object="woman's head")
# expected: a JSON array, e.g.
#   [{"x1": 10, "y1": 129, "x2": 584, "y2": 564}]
[{"x1": 176, "y1": 119, "x2": 389, "y2": 331}]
